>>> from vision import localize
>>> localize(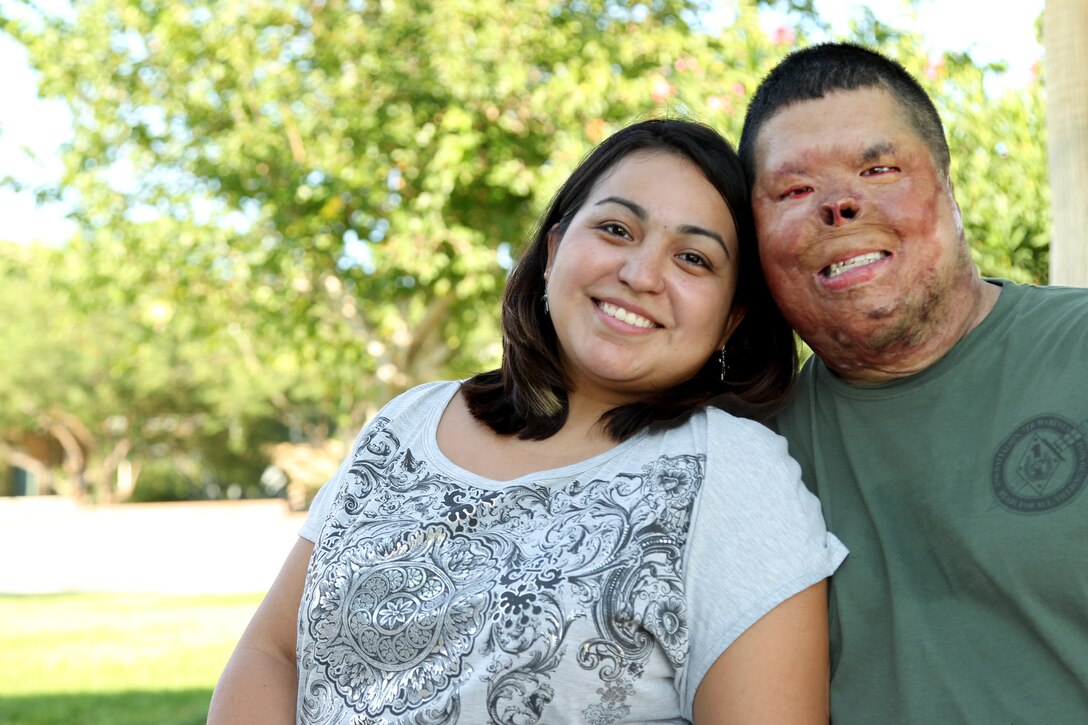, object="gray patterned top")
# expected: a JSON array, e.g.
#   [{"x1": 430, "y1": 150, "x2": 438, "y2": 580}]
[{"x1": 297, "y1": 381, "x2": 846, "y2": 724}]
